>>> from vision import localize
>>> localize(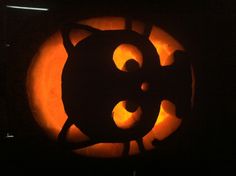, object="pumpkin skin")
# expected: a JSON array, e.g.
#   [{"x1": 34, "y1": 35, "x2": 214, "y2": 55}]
[{"x1": 26, "y1": 17, "x2": 194, "y2": 157}]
